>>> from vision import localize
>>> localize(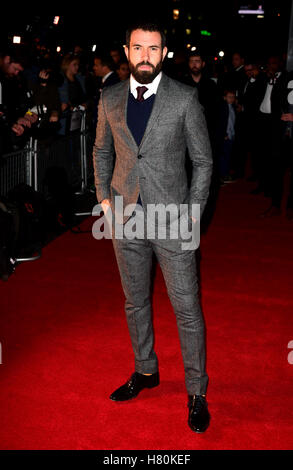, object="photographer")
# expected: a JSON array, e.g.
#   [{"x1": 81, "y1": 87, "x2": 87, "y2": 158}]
[
  {"x1": 29, "y1": 66, "x2": 62, "y2": 142},
  {"x1": 0, "y1": 47, "x2": 38, "y2": 151}
]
